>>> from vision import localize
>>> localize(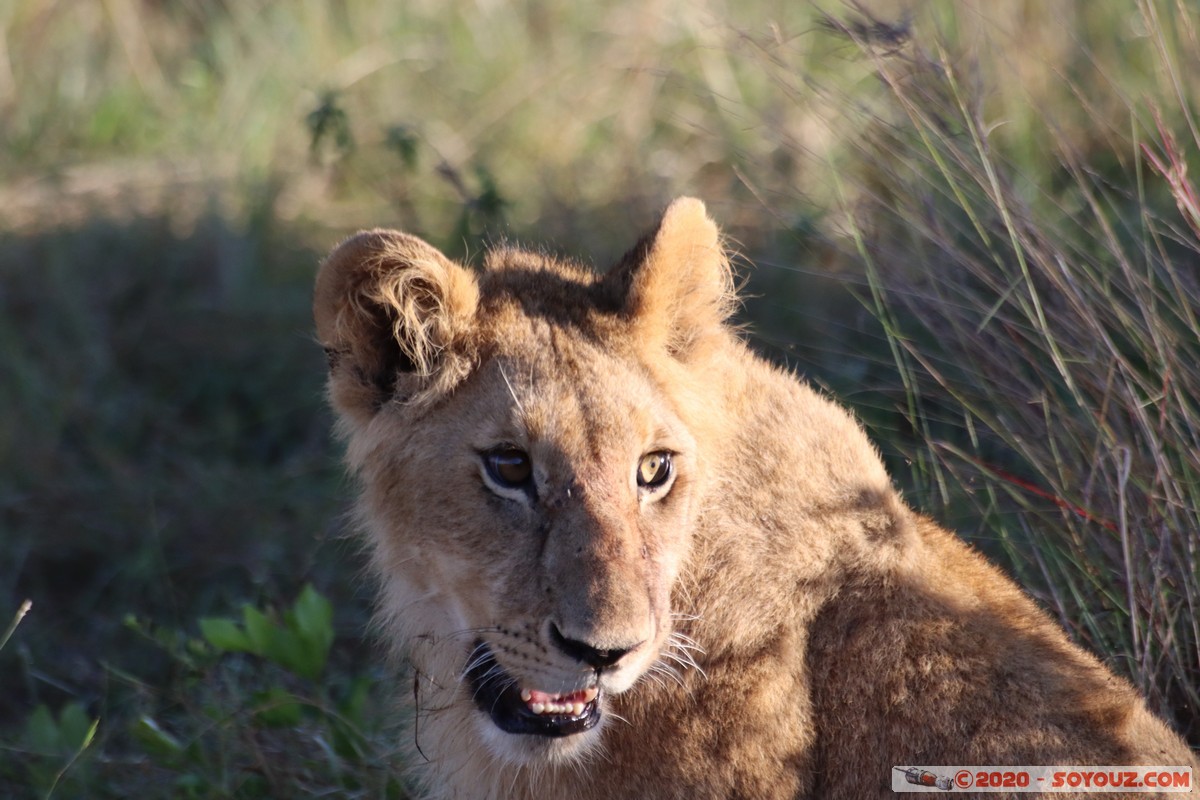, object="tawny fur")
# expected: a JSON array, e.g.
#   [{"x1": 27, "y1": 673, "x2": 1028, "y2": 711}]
[{"x1": 314, "y1": 198, "x2": 1199, "y2": 799}]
